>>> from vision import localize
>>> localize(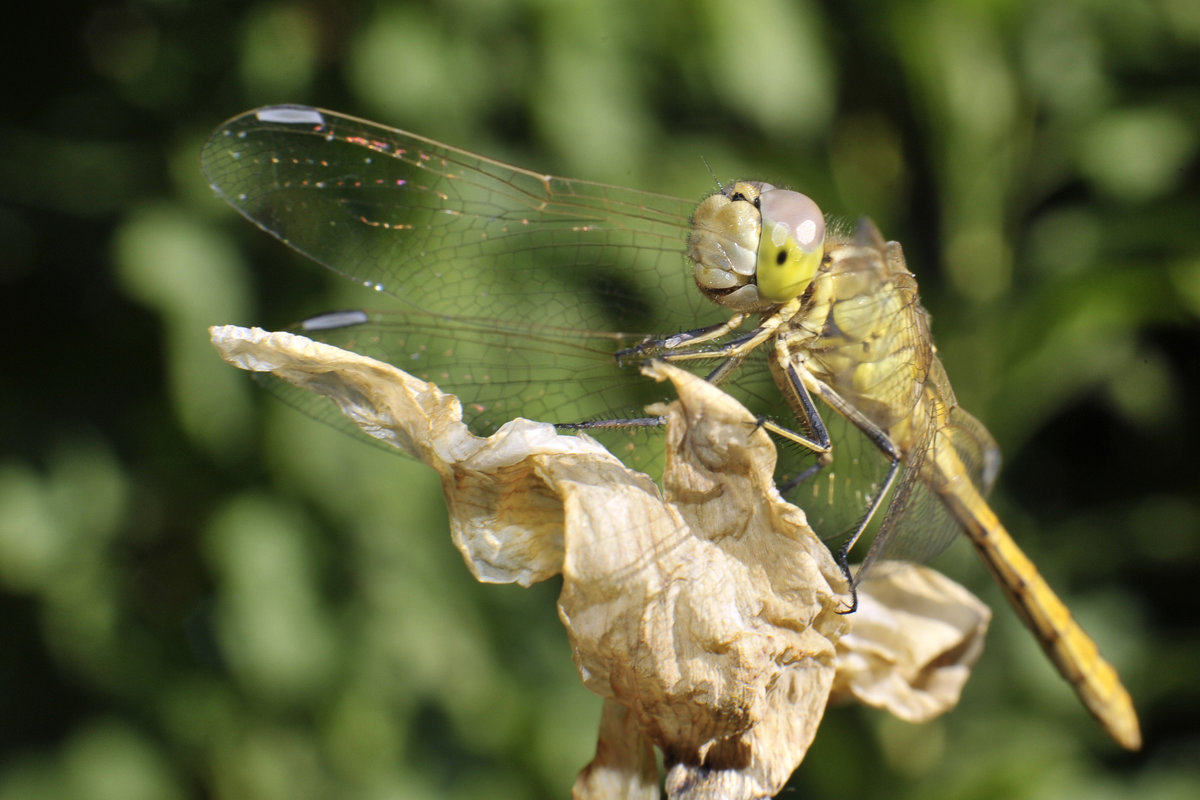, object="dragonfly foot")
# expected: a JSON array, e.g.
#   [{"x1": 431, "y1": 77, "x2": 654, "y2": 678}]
[{"x1": 834, "y1": 549, "x2": 858, "y2": 614}]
